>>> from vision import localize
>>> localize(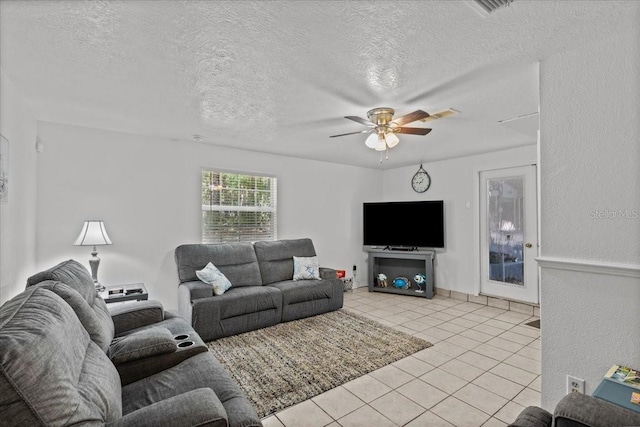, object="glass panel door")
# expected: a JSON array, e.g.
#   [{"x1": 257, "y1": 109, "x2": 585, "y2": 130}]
[
  {"x1": 488, "y1": 176, "x2": 524, "y2": 285},
  {"x1": 480, "y1": 165, "x2": 538, "y2": 303}
]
